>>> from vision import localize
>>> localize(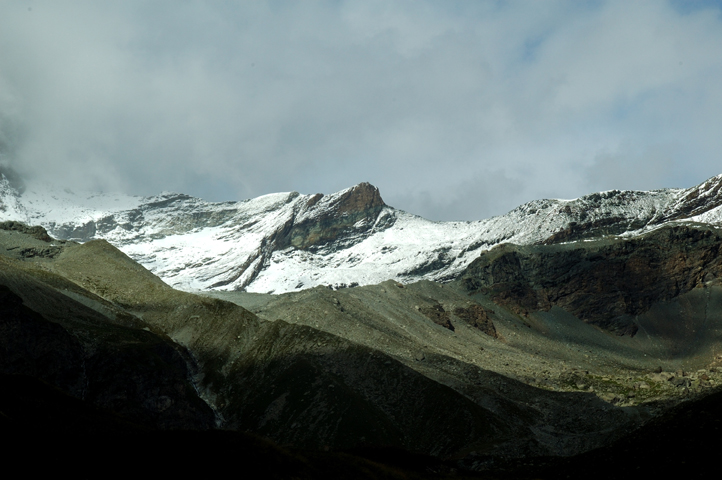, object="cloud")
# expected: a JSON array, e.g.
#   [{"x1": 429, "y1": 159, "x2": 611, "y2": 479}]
[
  {"x1": 1, "y1": 0, "x2": 722, "y2": 219},
  {"x1": 583, "y1": 142, "x2": 677, "y2": 193},
  {"x1": 390, "y1": 170, "x2": 525, "y2": 222}
]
